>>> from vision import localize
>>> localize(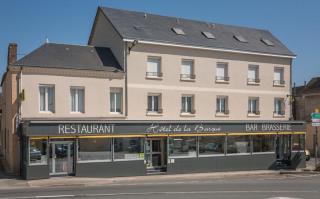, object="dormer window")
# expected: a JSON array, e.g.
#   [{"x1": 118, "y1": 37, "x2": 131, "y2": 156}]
[
  {"x1": 261, "y1": 38, "x2": 274, "y2": 46},
  {"x1": 172, "y1": 27, "x2": 185, "y2": 35},
  {"x1": 202, "y1": 31, "x2": 215, "y2": 39},
  {"x1": 234, "y1": 35, "x2": 248, "y2": 43}
]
